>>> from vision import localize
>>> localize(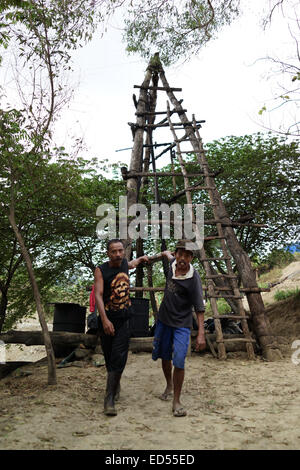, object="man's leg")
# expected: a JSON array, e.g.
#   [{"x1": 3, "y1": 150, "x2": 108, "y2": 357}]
[
  {"x1": 152, "y1": 320, "x2": 173, "y2": 400},
  {"x1": 104, "y1": 318, "x2": 130, "y2": 416},
  {"x1": 171, "y1": 327, "x2": 190, "y2": 416},
  {"x1": 104, "y1": 371, "x2": 121, "y2": 416},
  {"x1": 161, "y1": 359, "x2": 173, "y2": 400},
  {"x1": 172, "y1": 367, "x2": 185, "y2": 415},
  {"x1": 99, "y1": 332, "x2": 117, "y2": 415}
]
